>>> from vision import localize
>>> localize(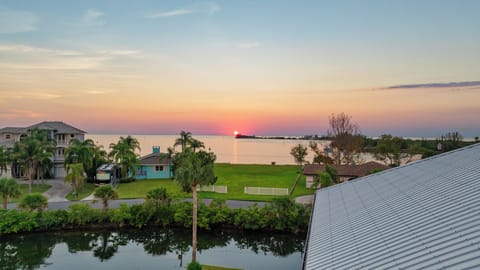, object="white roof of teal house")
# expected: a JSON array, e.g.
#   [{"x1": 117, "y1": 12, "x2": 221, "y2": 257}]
[{"x1": 303, "y1": 143, "x2": 480, "y2": 270}]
